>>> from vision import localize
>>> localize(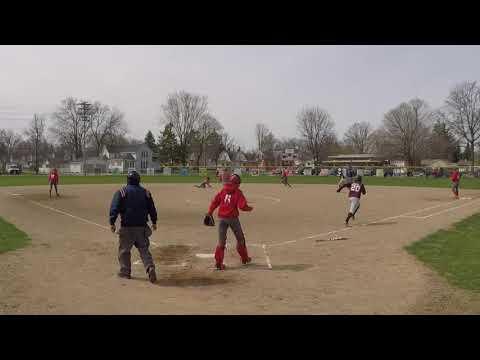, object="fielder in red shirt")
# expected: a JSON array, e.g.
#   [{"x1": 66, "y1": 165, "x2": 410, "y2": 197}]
[
  {"x1": 450, "y1": 168, "x2": 461, "y2": 199},
  {"x1": 337, "y1": 175, "x2": 366, "y2": 226},
  {"x1": 206, "y1": 174, "x2": 253, "y2": 270},
  {"x1": 48, "y1": 168, "x2": 60, "y2": 198},
  {"x1": 281, "y1": 168, "x2": 292, "y2": 188}
]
